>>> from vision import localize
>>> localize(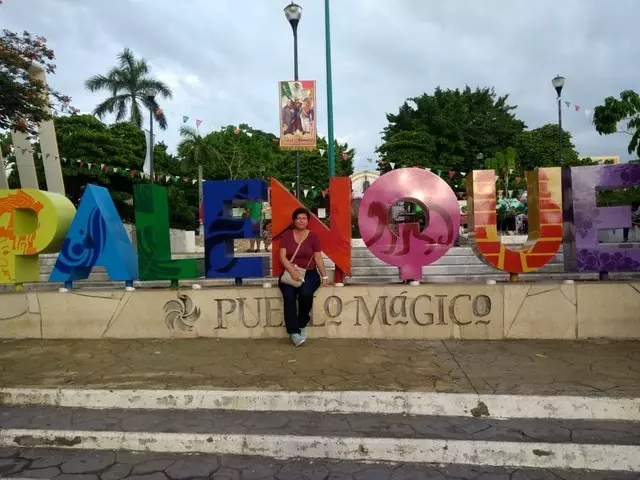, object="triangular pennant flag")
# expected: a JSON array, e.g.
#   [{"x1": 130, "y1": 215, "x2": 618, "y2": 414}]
[
  {"x1": 389, "y1": 162, "x2": 396, "y2": 169},
  {"x1": 509, "y1": 168, "x2": 514, "y2": 174},
  {"x1": 87, "y1": 163, "x2": 92, "y2": 170},
  {"x1": 196, "y1": 119, "x2": 203, "y2": 128},
  {"x1": 585, "y1": 108, "x2": 592, "y2": 117},
  {"x1": 182, "y1": 116, "x2": 189, "y2": 123},
  {"x1": 424, "y1": 167, "x2": 431, "y2": 172},
  {"x1": 192, "y1": 179, "x2": 197, "y2": 185},
  {"x1": 36, "y1": 152, "x2": 42, "y2": 159},
  {"x1": 437, "y1": 170, "x2": 442, "y2": 176},
  {"x1": 574, "y1": 105, "x2": 581, "y2": 111},
  {"x1": 165, "y1": 175, "x2": 171, "y2": 183},
  {"x1": 494, "y1": 175, "x2": 499, "y2": 182},
  {"x1": 319, "y1": 149, "x2": 325, "y2": 156},
  {"x1": 183, "y1": 178, "x2": 189, "y2": 183},
  {"x1": 174, "y1": 176, "x2": 180, "y2": 182},
  {"x1": 515, "y1": 176, "x2": 521, "y2": 184},
  {"x1": 448, "y1": 170, "x2": 455, "y2": 179},
  {"x1": 100, "y1": 163, "x2": 105, "y2": 170},
  {"x1": 113, "y1": 167, "x2": 119, "y2": 173},
  {"x1": 460, "y1": 172, "x2": 467, "y2": 177},
  {"x1": 62, "y1": 157, "x2": 67, "y2": 163},
  {"x1": 303, "y1": 189, "x2": 309, "y2": 198},
  {"x1": 565, "y1": 101, "x2": 571, "y2": 108},
  {"x1": 508, "y1": 190, "x2": 514, "y2": 197}
]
